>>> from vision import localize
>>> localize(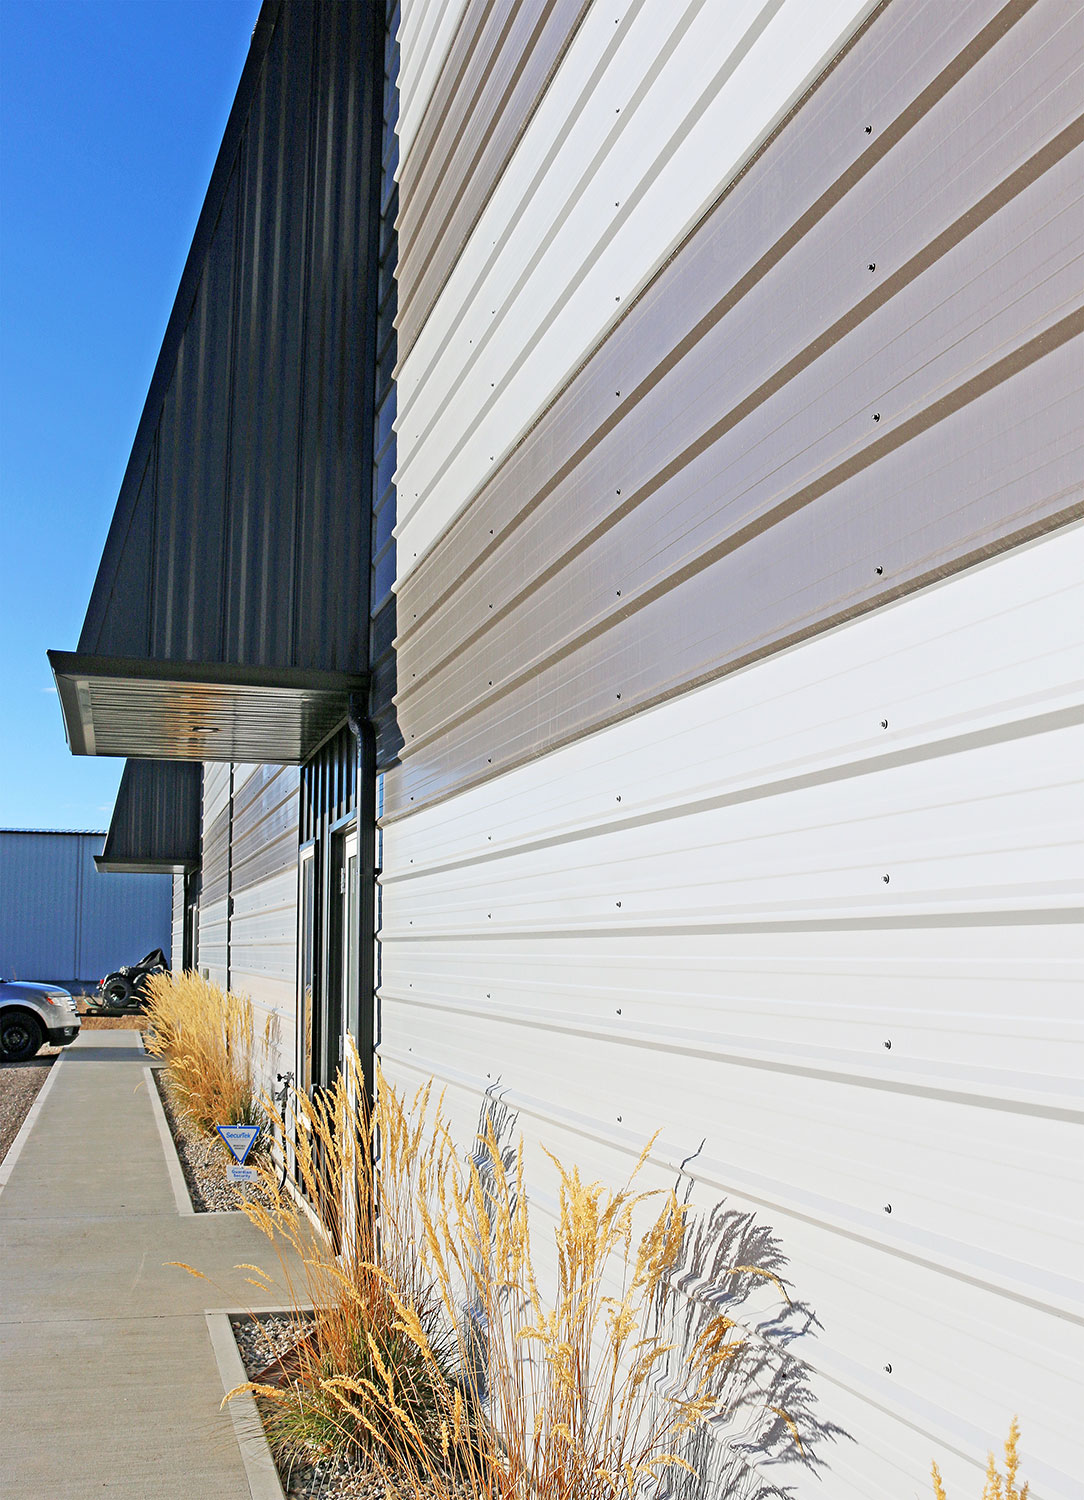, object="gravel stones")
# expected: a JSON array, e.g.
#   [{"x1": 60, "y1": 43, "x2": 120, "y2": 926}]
[
  {"x1": 231, "y1": 1314, "x2": 468, "y2": 1500},
  {"x1": 153, "y1": 1068, "x2": 278, "y2": 1213},
  {"x1": 0, "y1": 1055, "x2": 56, "y2": 1165}
]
